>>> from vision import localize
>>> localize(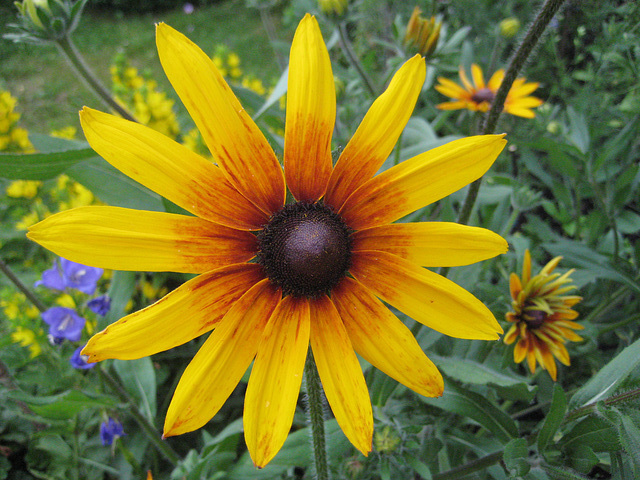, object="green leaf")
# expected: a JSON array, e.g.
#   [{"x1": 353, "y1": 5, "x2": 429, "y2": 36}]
[
  {"x1": 432, "y1": 355, "x2": 529, "y2": 388},
  {"x1": 538, "y1": 384, "x2": 568, "y2": 452},
  {"x1": 564, "y1": 444, "x2": 599, "y2": 474},
  {"x1": 570, "y1": 337, "x2": 640, "y2": 407},
  {"x1": 540, "y1": 464, "x2": 591, "y2": 480},
  {"x1": 0, "y1": 146, "x2": 97, "y2": 180},
  {"x1": 99, "y1": 270, "x2": 137, "y2": 331},
  {"x1": 566, "y1": 106, "x2": 590, "y2": 155},
  {"x1": 420, "y1": 381, "x2": 518, "y2": 443},
  {"x1": 7, "y1": 390, "x2": 117, "y2": 420},
  {"x1": 613, "y1": 411, "x2": 640, "y2": 470},
  {"x1": 112, "y1": 357, "x2": 157, "y2": 420},
  {"x1": 66, "y1": 157, "x2": 164, "y2": 211},
  {"x1": 369, "y1": 368, "x2": 401, "y2": 407},
  {"x1": 227, "y1": 419, "x2": 350, "y2": 479},
  {"x1": 405, "y1": 453, "x2": 432, "y2": 479},
  {"x1": 503, "y1": 438, "x2": 530, "y2": 477},
  {"x1": 561, "y1": 416, "x2": 619, "y2": 452}
]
